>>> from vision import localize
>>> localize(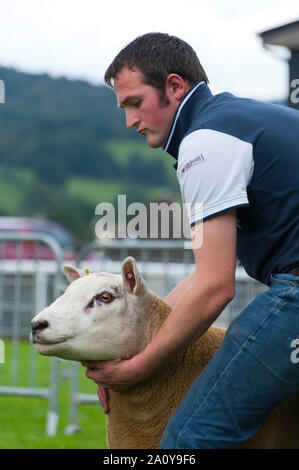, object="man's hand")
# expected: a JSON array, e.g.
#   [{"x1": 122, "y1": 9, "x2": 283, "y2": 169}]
[
  {"x1": 97, "y1": 385, "x2": 110, "y2": 414},
  {"x1": 81, "y1": 353, "x2": 153, "y2": 411}
]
